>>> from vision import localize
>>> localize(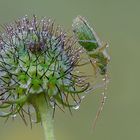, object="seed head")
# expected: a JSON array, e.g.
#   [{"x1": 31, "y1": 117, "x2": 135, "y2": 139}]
[{"x1": 0, "y1": 16, "x2": 90, "y2": 121}]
